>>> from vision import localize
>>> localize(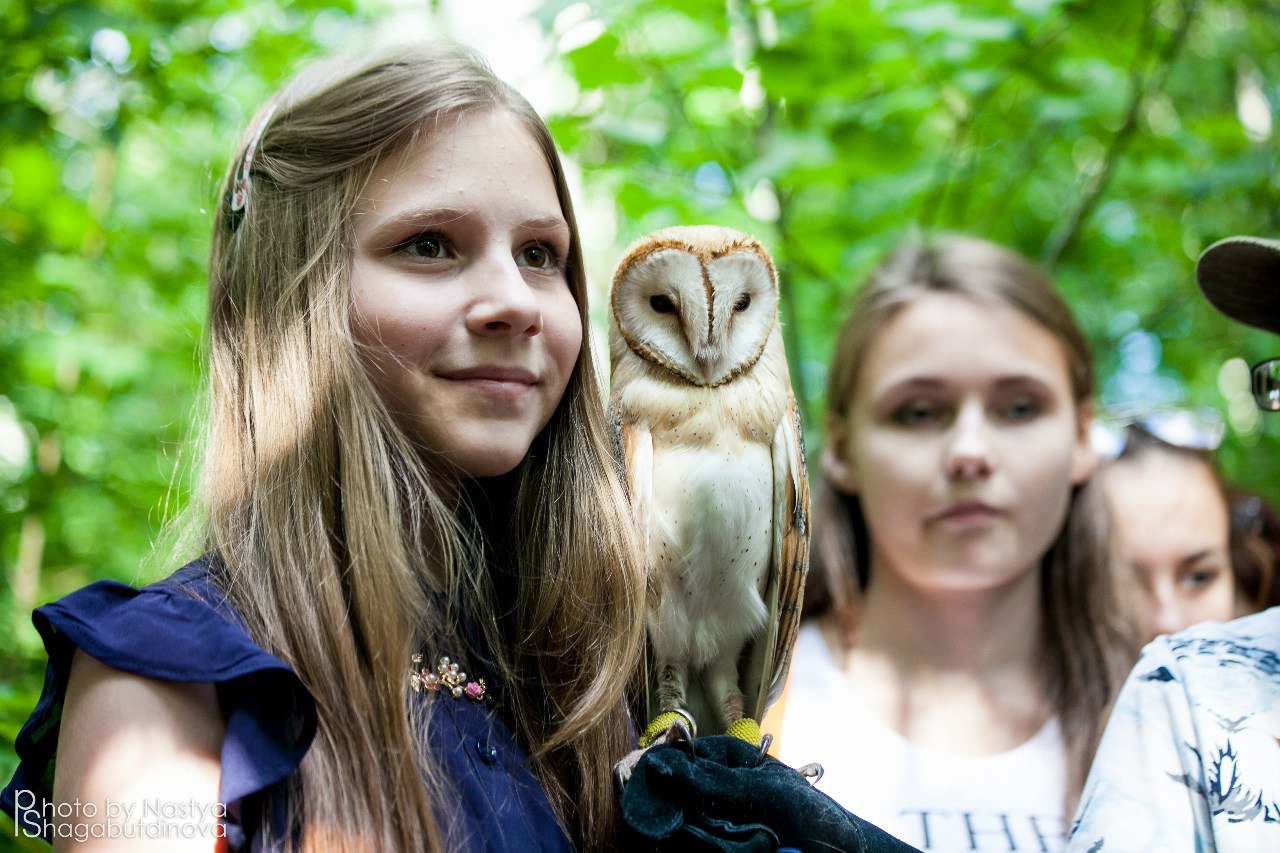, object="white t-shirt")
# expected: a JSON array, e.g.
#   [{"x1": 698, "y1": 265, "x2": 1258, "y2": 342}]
[
  {"x1": 1069, "y1": 607, "x2": 1280, "y2": 852},
  {"x1": 776, "y1": 623, "x2": 1069, "y2": 852}
]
